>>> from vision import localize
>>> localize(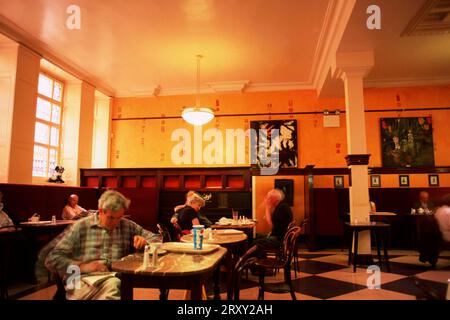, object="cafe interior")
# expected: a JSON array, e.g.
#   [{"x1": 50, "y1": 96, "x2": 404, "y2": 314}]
[{"x1": 0, "y1": 0, "x2": 449, "y2": 301}]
